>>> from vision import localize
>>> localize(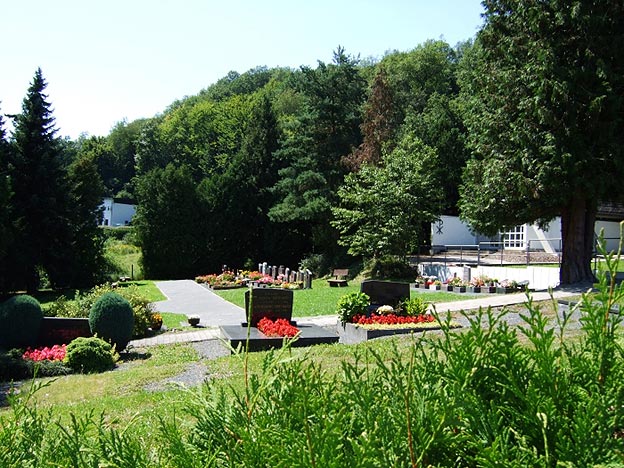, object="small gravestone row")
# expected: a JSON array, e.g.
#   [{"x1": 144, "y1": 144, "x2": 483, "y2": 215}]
[{"x1": 256, "y1": 262, "x2": 313, "y2": 289}]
